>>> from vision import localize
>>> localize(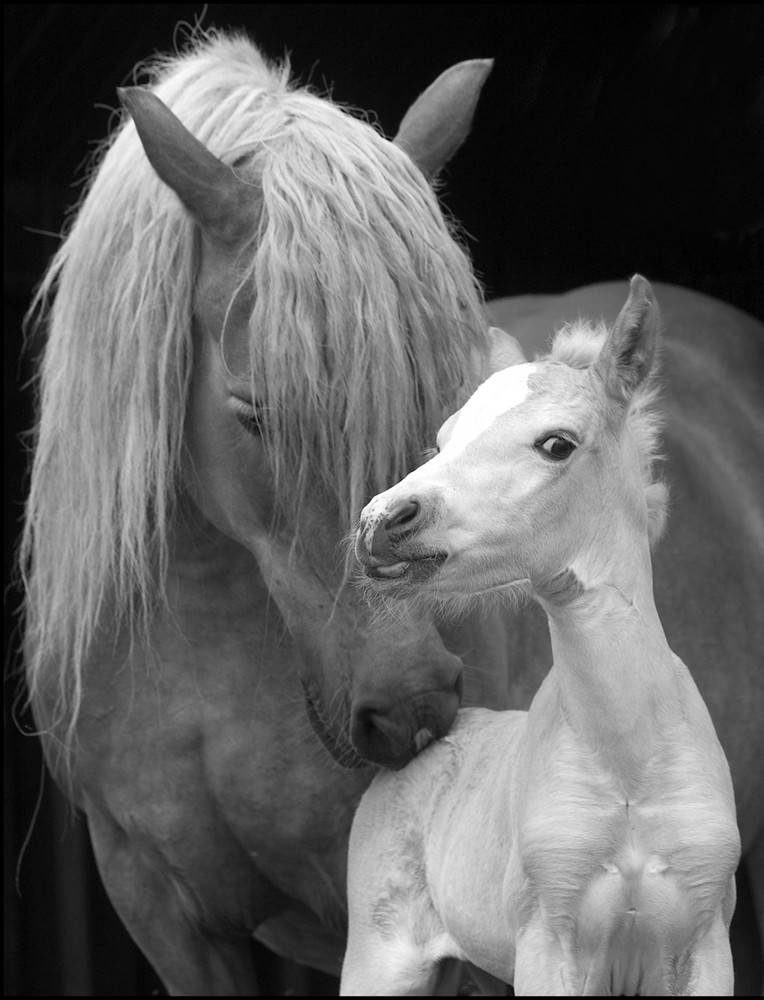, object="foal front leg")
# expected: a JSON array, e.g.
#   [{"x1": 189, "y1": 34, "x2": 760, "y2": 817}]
[
  {"x1": 684, "y1": 905, "x2": 735, "y2": 996},
  {"x1": 341, "y1": 862, "x2": 455, "y2": 996},
  {"x1": 341, "y1": 930, "x2": 443, "y2": 996}
]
